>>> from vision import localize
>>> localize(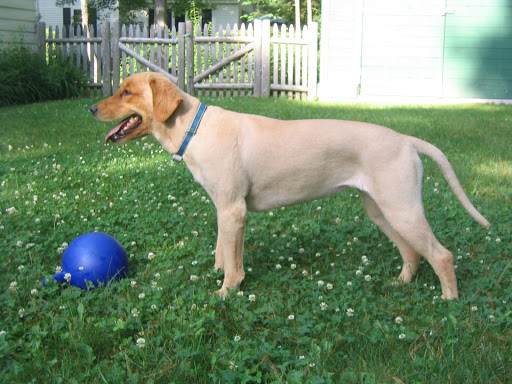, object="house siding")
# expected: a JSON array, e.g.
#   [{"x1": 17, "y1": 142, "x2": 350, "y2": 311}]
[
  {"x1": 0, "y1": 0, "x2": 37, "y2": 48},
  {"x1": 37, "y1": 0, "x2": 81, "y2": 26}
]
